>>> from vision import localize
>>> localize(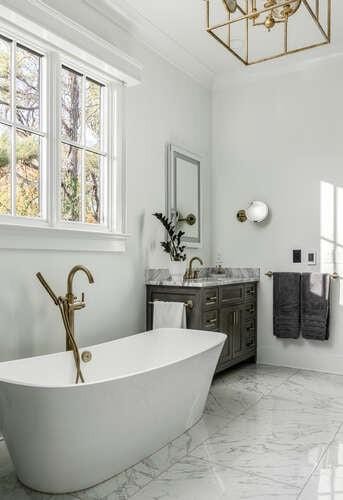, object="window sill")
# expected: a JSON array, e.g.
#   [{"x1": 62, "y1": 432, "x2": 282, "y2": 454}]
[{"x1": 0, "y1": 223, "x2": 130, "y2": 253}]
